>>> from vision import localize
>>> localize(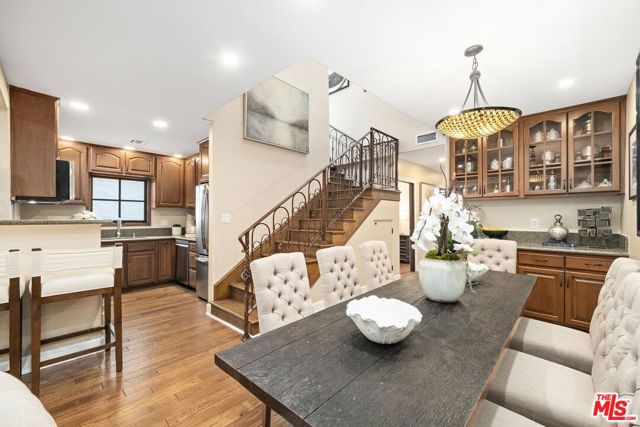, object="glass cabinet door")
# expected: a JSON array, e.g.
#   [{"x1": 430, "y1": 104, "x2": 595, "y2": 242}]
[
  {"x1": 482, "y1": 122, "x2": 519, "y2": 197},
  {"x1": 524, "y1": 113, "x2": 567, "y2": 195},
  {"x1": 568, "y1": 102, "x2": 620, "y2": 193},
  {"x1": 451, "y1": 138, "x2": 482, "y2": 198}
]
